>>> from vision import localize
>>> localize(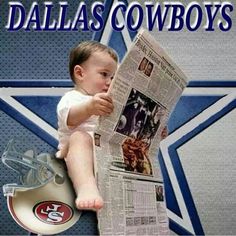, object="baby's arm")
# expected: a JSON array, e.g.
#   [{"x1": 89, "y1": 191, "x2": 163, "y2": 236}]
[{"x1": 67, "y1": 93, "x2": 114, "y2": 127}]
